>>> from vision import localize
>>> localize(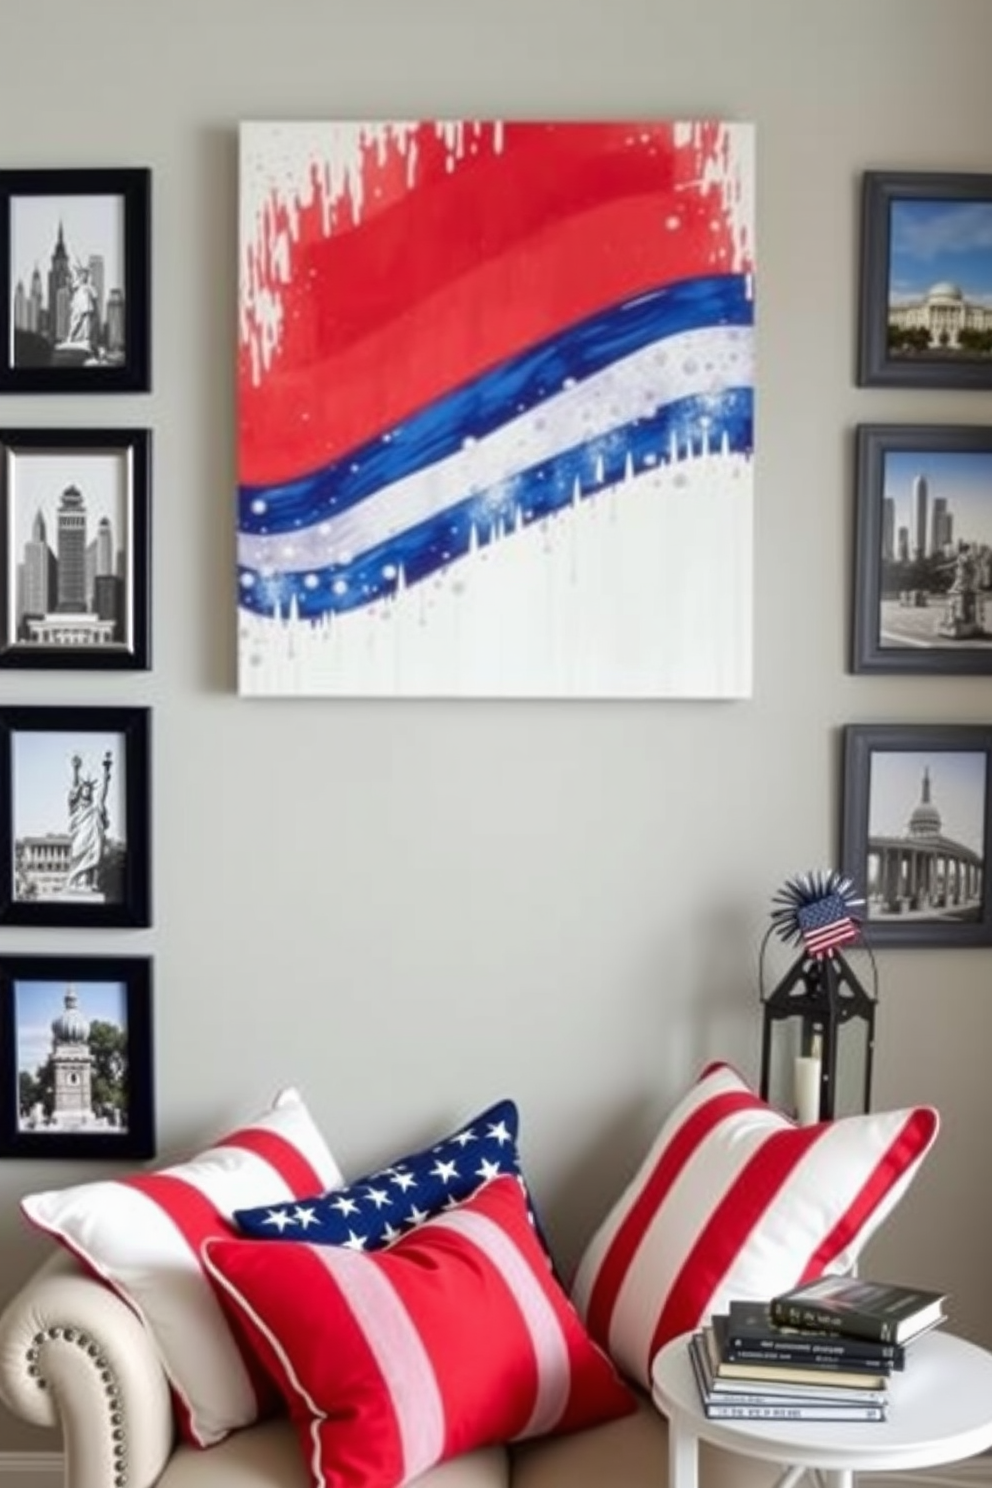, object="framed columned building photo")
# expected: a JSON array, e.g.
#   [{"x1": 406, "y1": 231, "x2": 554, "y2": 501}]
[
  {"x1": 841, "y1": 724, "x2": 992, "y2": 948},
  {"x1": 858, "y1": 171, "x2": 992, "y2": 390}
]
